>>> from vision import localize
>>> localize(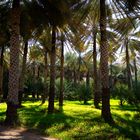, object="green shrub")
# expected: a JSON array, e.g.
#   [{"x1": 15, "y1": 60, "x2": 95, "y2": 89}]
[
  {"x1": 112, "y1": 82, "x2": 135, "y2": 105},
  {"x1": 75, "y1": 81, "x2": 92, "y2": 104},
  {"x1": 55, "y1": 78, "x2": 77, "y2": 100}
]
